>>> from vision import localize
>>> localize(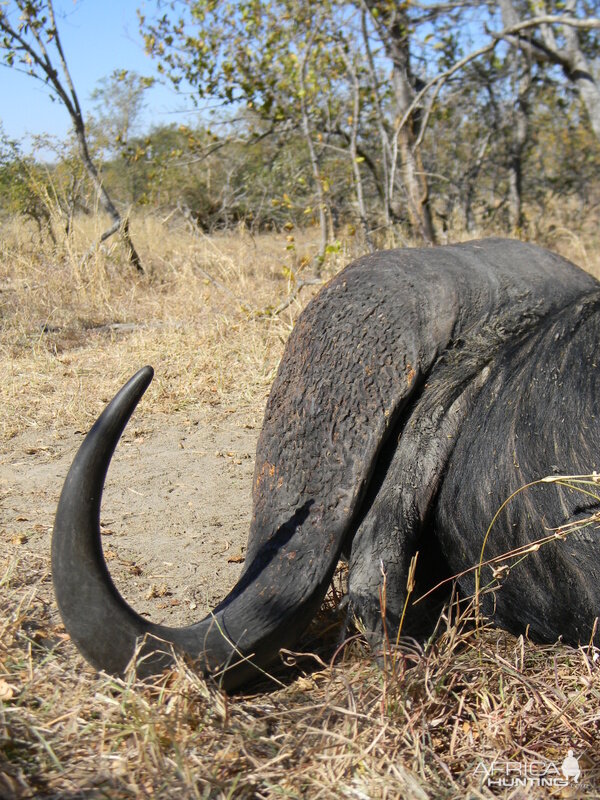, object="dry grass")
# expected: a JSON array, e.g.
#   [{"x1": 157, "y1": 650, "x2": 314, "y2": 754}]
[
  {"x1": 2, "y1": 552, "x2": 599, "y2": 799},
  {"x1": 0, "y1": 215, "x2": 350, "y2": 442},
  {"x1": 2, "y1": 214, "x2": 600, "y2": 799}
]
